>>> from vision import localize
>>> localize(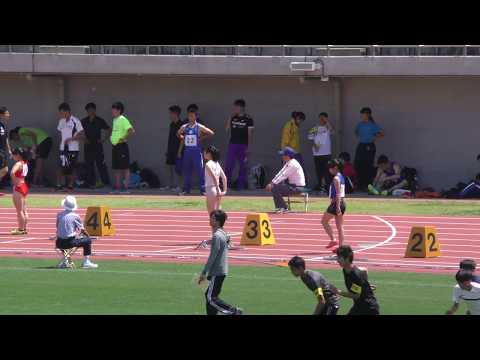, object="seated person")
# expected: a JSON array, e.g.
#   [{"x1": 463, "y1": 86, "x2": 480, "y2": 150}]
[
  {"x1": 56, "y1": 195, "x2": 98, "y2": 269},
  {"x1": 265, "y1": 147, "x2": 306, "y2": 214},
  {"x1": 459, "y1": 174, "x2": 480, "y2": 199},
  {"x1": 368, "y1": 155, "x2": 407, "y2": 195},
  {"x1": 339, "y1": 152, "x2": 356, "y2": 193}
]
